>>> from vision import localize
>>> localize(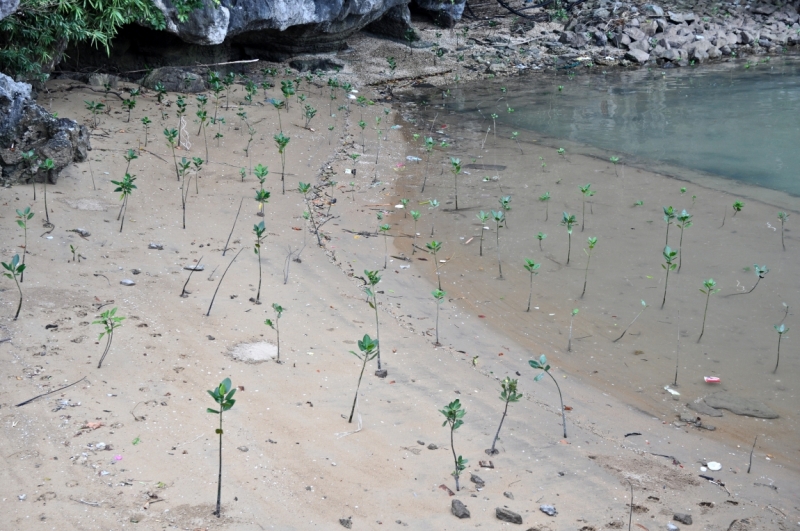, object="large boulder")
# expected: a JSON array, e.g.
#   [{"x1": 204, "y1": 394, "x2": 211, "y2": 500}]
[
  {"x1": 0, "y1": 0, "x2": 19, "y2": 20},
  {"x1": 0, "y1": 73, "x2": 89, "y2": 186},
  {"x1": 413, "y1": 0, "x2": 466, "y2": 28}
]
